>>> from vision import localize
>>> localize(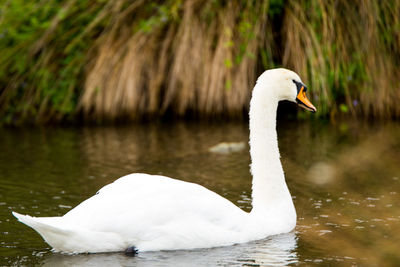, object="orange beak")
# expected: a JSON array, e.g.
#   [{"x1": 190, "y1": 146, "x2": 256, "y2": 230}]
[{"x1": 296, "y1": 86, "x2": 317, "y2": 113}]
